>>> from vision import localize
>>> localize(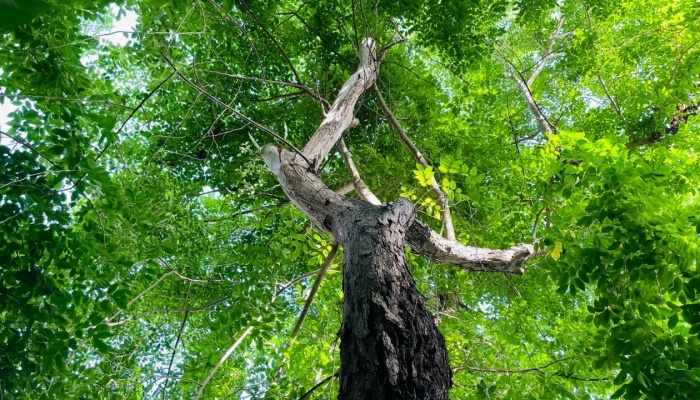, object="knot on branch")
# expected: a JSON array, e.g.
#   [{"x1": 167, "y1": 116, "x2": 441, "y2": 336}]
[
  {"x1": 261, "y1": 143, "x2": 282, "y2": 175},
  {"x1": 507, "y1": 243, "x2": 536, "y2": 276}
]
